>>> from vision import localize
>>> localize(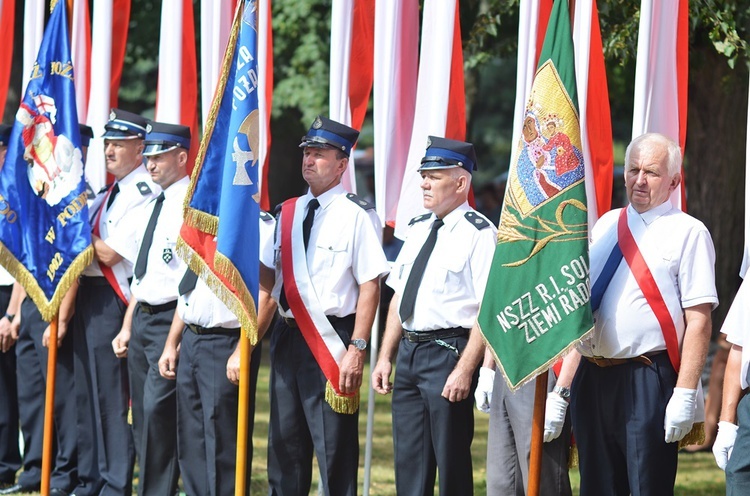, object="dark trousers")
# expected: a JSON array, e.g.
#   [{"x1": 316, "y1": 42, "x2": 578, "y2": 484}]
[
  {"x1": 571, "y1": 353, "x2": 678, "y2": 496},
  {"x1": 176, "y1": 328, "x2": 261, "y2": 496},
  {"x1": 129, "y1": 303, "x2": 179, "y2": 496},
  {"x1": 16, "y1": 298, "x2": 77, "y2": 491},
  {"x1": 392, "y1": 336, "x2": 477, "y2": 496},
  {"x1": 0, "y1": 285, "x2": 20, "y2": 484},
  {"x1": 73, "y1": 280, "x2": 134, "y2": 496},
  {"x1": 267, "y1": 317, "x2": 359, "y2": 496},
  {"x1": 726, "y1": 389, "x2": 750, "y2": 494}
]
